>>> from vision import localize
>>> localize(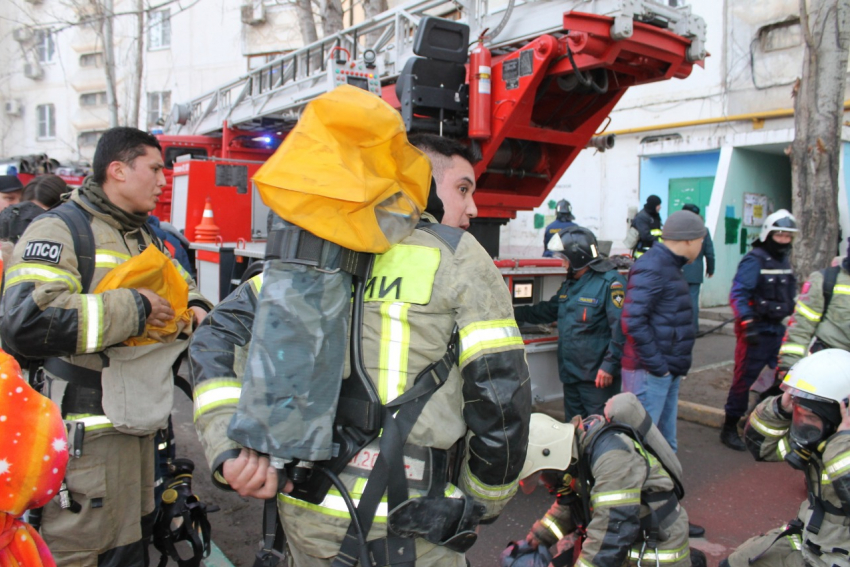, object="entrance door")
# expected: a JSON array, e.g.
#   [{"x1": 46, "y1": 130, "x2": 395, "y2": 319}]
[{"x1": 668, "y1": 176, "x2": 714, "y2": 219}]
